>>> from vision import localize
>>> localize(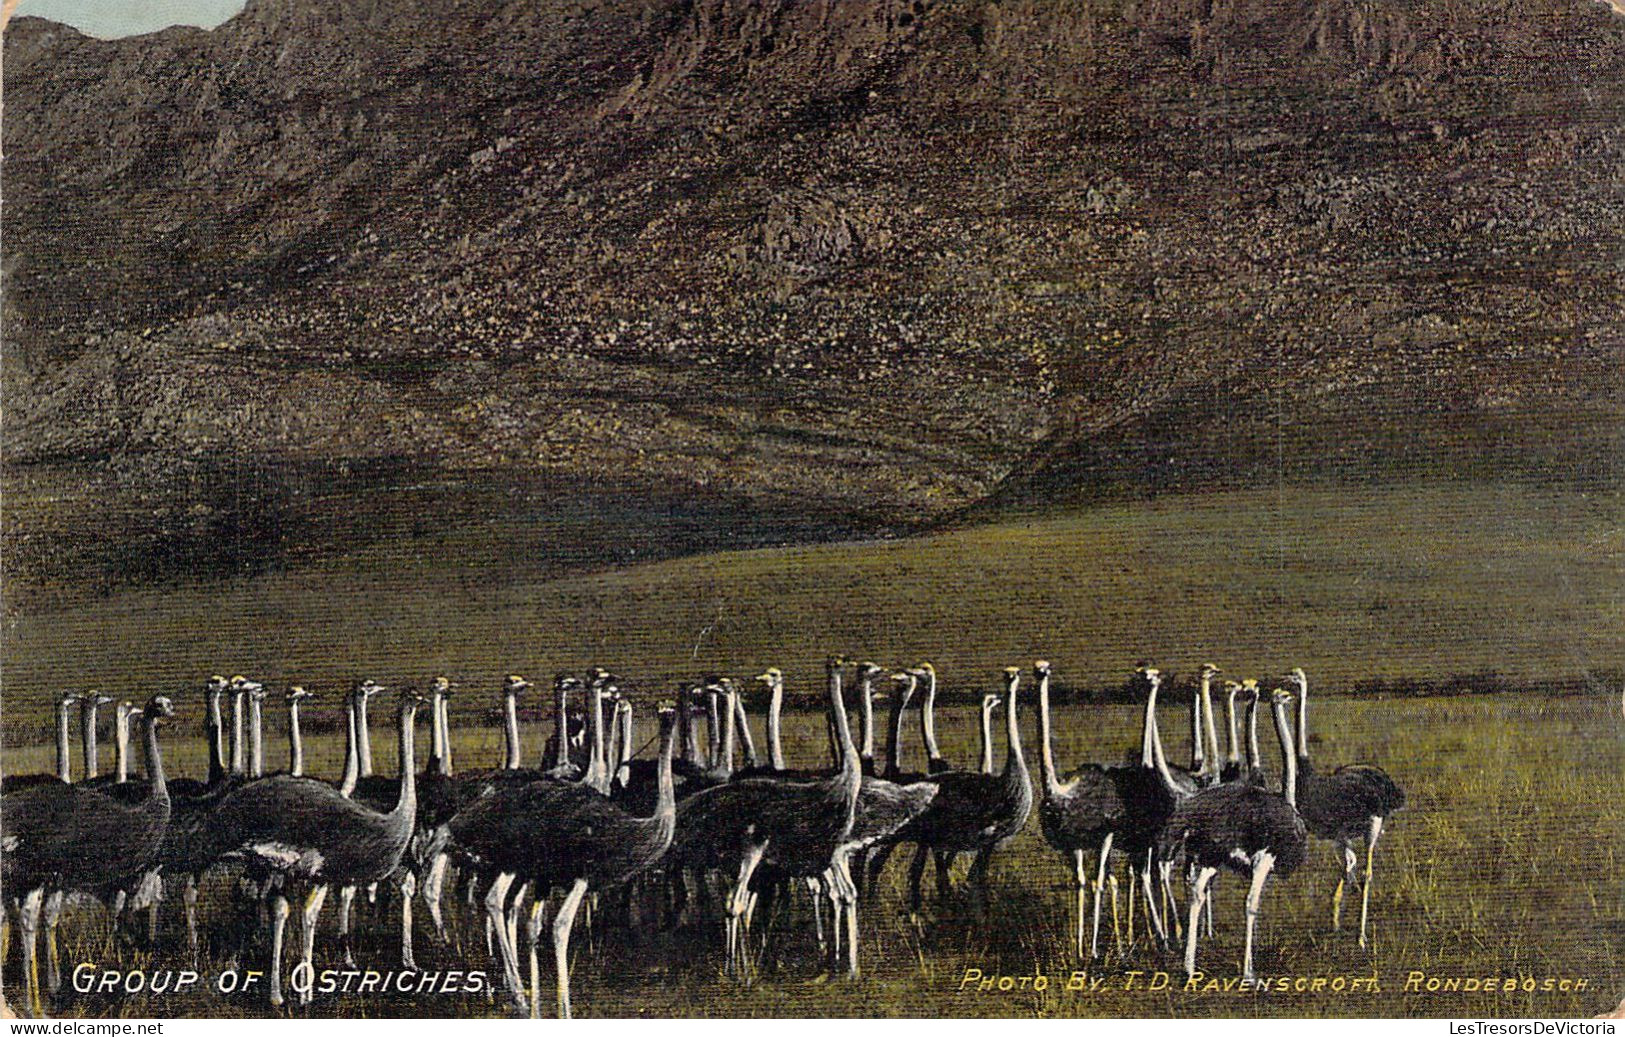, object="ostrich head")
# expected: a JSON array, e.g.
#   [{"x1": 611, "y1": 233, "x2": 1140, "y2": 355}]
[
  {"x1": 354, "y1": 678, "x2": 384, "y2": 699},
  {"x1": 858, "y1": 661, "x2": 882, "y2": 679},
  {"x1": 753, "y1": 667, "x2": 782, "y2": 687},
  {"x1": 553, "y1": 674, "x2": 582, "y2": 692},
  {"x1": 888, "y1": 670, "x2": 918, "y2": 703},
  {"x1": 1223, "y1": 679, "x2": 1242, "y2": 694},
  {"x1": 1286, "y1": 667, "x2": 1308, "y2": 691},
  {"x1": 503, "y1": 675, "x2": 532, "y2": 697},
  {"x1": 914, "y1": 661, "x2": 936, "y2": 679},
  {"x1": 430, "y1": 676, "x2": 452, "y2": 697},
  {"x1": 82, "y1": 690, "x2": 114, "y2": 711},
  {"x1": 1033, "y1": 659, "x2": 1052, "y2": 678},
  {"x1": 1270, "y1": 687, "x2": 1293, "y2": 708},
  {"x1": 826, "y1": 656, "x2": 846, "y2": 673},
  {"x1": 982, "y1": 692, "x2": 1002, "y2": 711},
  {"x1": 285, "y1": 685, "x2": 311, "y2": 704},
  {"x1": 1002, "y1": 665, "x2": 1022, "y2": 685},
  {"x1": 58, "y1": 691, "x2": 80, "y2": 709},
  {"x1": 1200, "y1": 663, "x2": 1222, "y2": 679},
  {"x1": 229, "y1": 675, "x2": 262, "y2": 696},
  {"x1": 206, "y1": 674, "x2": 230, "y2": 697},
  {"x1": 143, "y1": 695, "x2": 177, "y2": 722},
  {"x1": 1242, "y1": 678, "x2": 1261, "y2": 701}
]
